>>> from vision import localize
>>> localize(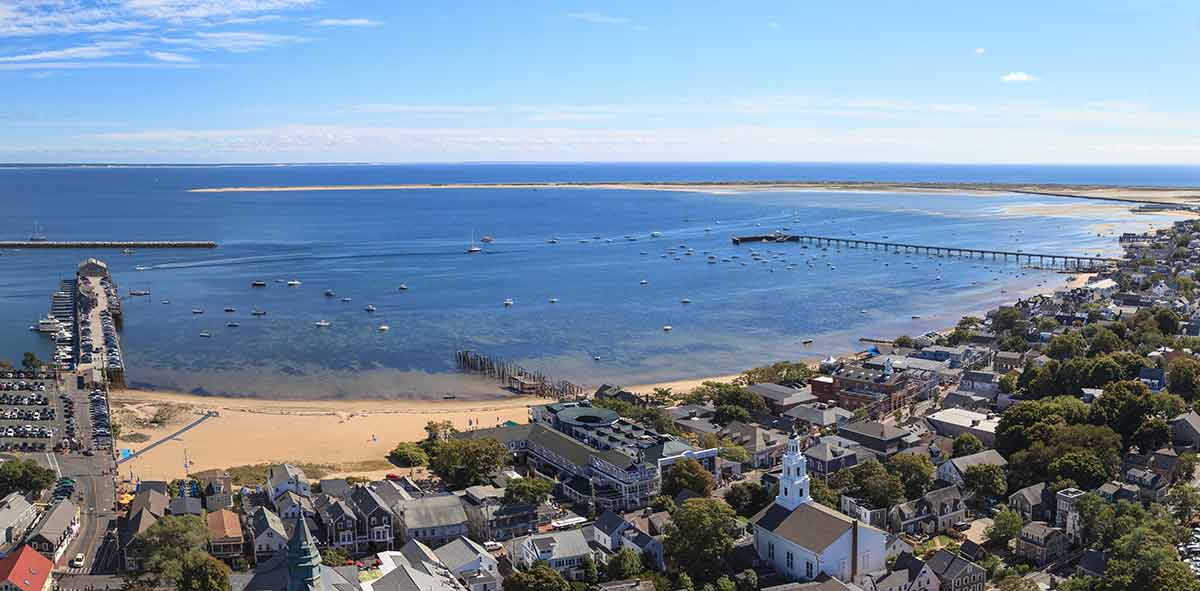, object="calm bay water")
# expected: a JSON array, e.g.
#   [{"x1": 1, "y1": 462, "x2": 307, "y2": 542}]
[{"x1": 0, "y1": 163, "x2": 1194, "y2": 399}]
